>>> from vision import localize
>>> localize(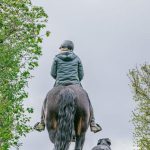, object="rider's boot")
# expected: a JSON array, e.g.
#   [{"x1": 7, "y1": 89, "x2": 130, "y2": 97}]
[
  {"x1": 90, "y1": 118, "x2": 102, "y2": 133},
  {"x1": 85, "y1": 91, "x2": 102, "y2": 133},
  {"x1": 34, "y1": 121, "x2": 45, "y2": 132},
  {"x1": 34, "y1": 102, "x2": 46, "y2": 132},
  {"x1": 89, "y1": 100, "x2": 102, "y2": 133}
]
